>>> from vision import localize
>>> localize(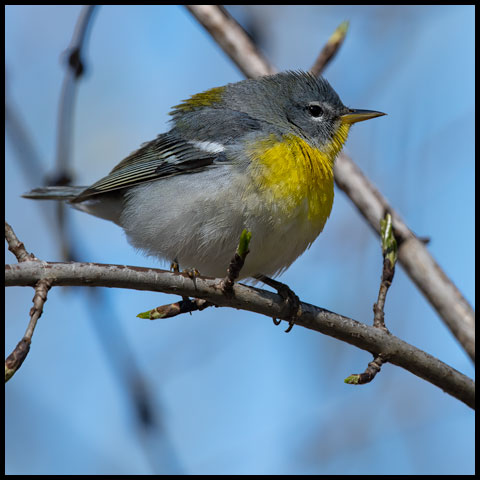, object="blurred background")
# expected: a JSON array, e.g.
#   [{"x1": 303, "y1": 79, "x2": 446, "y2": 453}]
[{"x1": 5, "y1": 5, "x2": 474, "y2": 475}]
